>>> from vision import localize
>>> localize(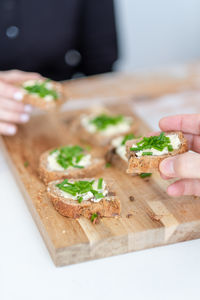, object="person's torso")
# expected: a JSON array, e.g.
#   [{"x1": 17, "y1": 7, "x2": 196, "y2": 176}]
[{"x1": 0, "y1": 0, "x2": 83, "y2": 80}]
